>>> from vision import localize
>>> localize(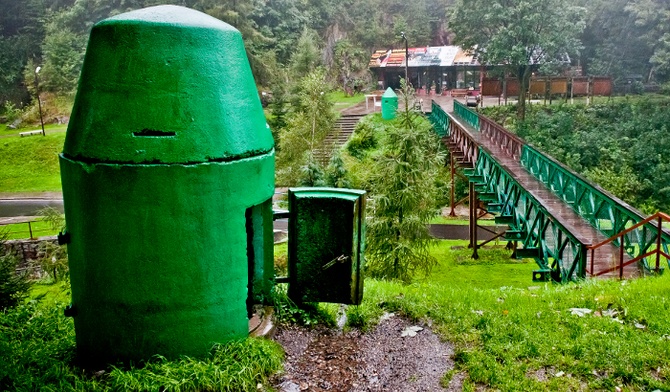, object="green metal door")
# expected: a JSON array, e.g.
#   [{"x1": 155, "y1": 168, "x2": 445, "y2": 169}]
[{"x1": 287, "y1": 188, "x2": 366, "y2": 305}]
